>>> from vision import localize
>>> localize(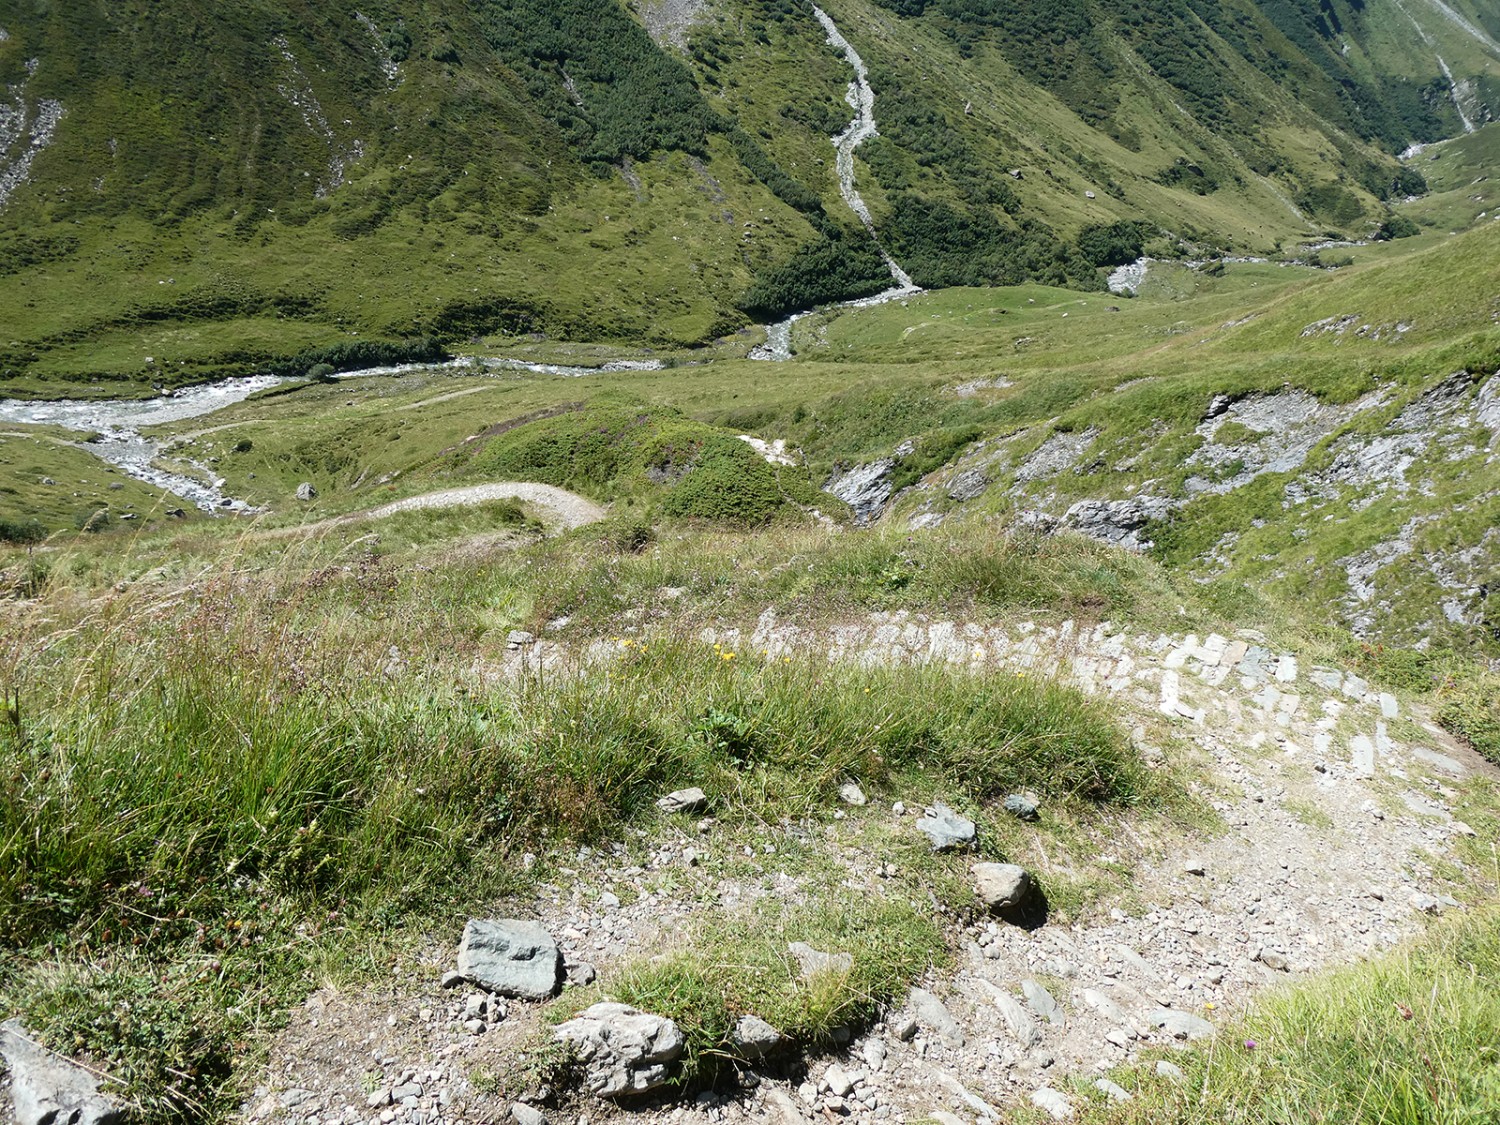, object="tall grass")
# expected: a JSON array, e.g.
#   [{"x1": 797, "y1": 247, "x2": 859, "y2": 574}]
[{"x1": 0, "y1": 538, "x2": 1151, "y2": 1118}]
